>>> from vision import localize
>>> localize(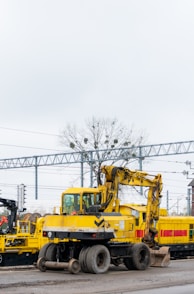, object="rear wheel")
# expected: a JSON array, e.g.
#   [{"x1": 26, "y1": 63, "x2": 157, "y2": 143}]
[
  {"x1": 124, "y1": 243, "x2": 150, "y2": 271},
  {"x1": 0, "y1": 254, "x2": 4, "y2": 266},
  {"x1": 86, "y1": 245, "x2": 110, "y2": 274},
  {"x1": 45, "y1": 243, "x2": 57, "y2": 261},
  {"x1": 38, "y1": 243, "x2": 53, "y2": 259},
  {"x1": 79, "y1": 246, "x2": 91, "y2": 273}
]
